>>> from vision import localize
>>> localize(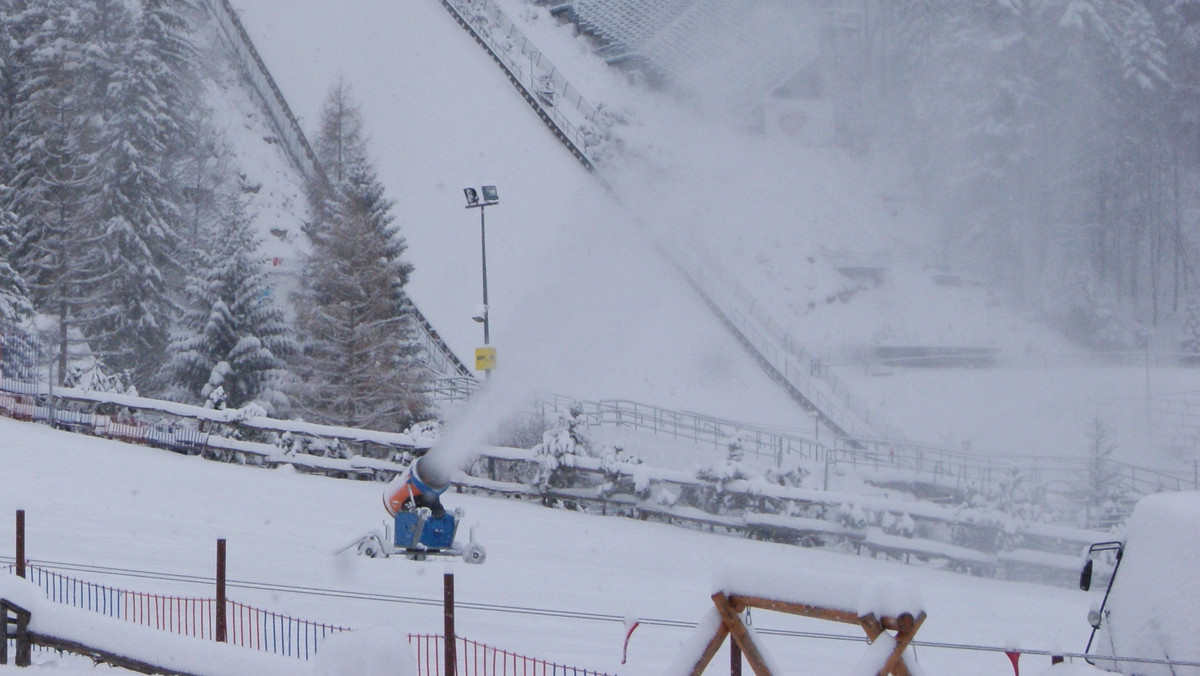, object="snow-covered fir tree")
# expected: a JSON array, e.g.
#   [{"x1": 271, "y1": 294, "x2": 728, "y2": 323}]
[
  {"x1": 2, "y1": 0, "x2": 205, "y2": 387},
  {"x1": 79, "y1": 0, "x2": 198, "y2": 385},
  {"x1": 1183, "y1": 292, "x2": 1200, "y2": 363},
  {"x1": 0, "y1": 195, "x2": 32, "y2": 324},
  {"x1": 294, "y1": 82, "x2": 430, "y2": 432},
  {"x1": 162, "y1": 192, "x2": 295, "y2": 413},
  {"x1": 4, "y1": 0, "x2": 111, "y2": 382}
]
